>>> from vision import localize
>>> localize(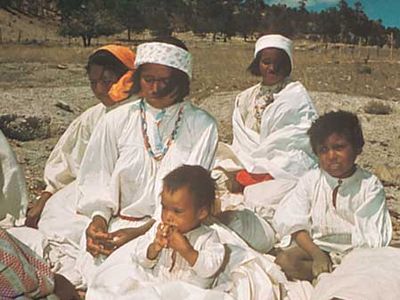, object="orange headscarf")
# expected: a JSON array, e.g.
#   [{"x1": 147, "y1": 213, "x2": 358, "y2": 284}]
[{"x1": 94, "y1": 44, "x2": 136, "y2": 102}]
